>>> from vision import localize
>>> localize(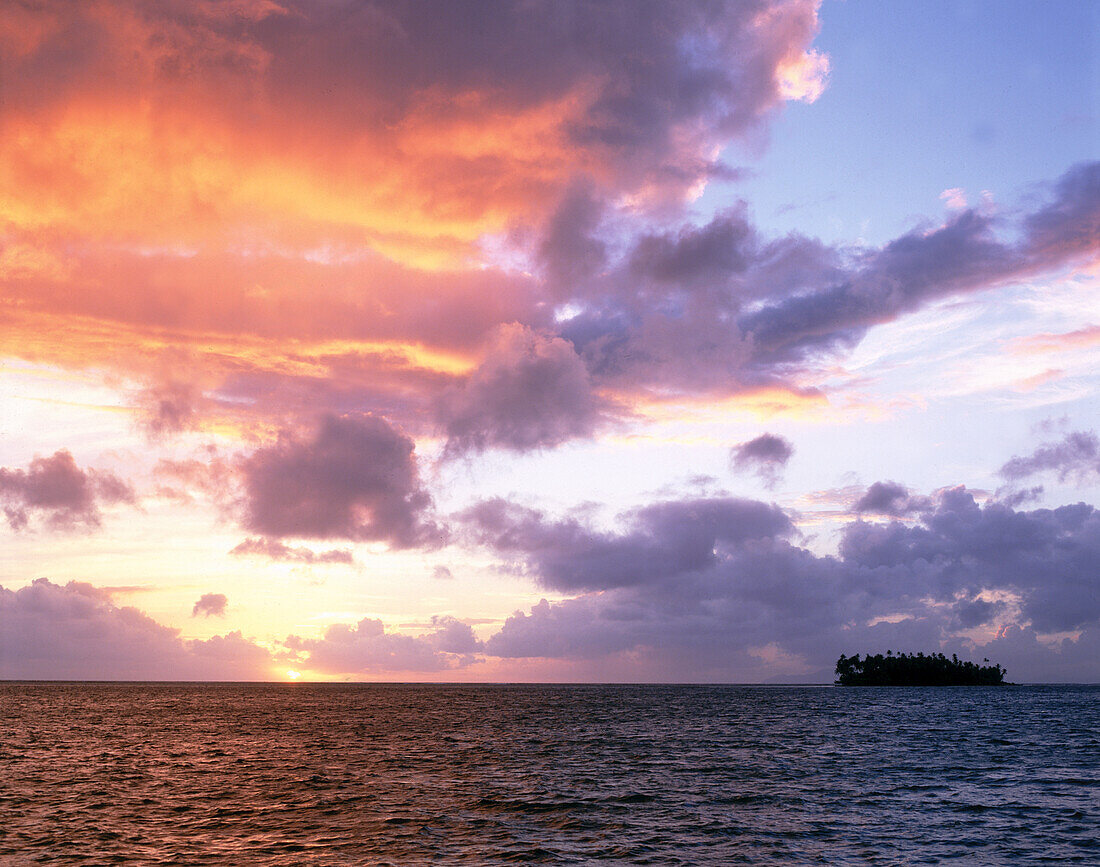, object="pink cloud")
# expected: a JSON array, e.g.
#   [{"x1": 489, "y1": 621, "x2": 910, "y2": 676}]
[
  {"x1": 0, "y1": 450, "x2": 134, "y2": 531},
  {"x1": 0, "y1": 579, "x2": 271, "y2": 680}
]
